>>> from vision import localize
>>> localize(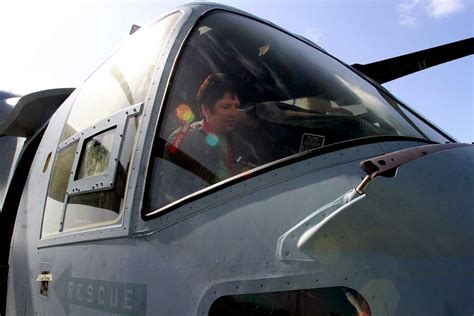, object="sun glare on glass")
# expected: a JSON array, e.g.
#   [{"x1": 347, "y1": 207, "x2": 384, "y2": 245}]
[{"x1": 176, "y1": 103, "x2": 195, "y2": 123}]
